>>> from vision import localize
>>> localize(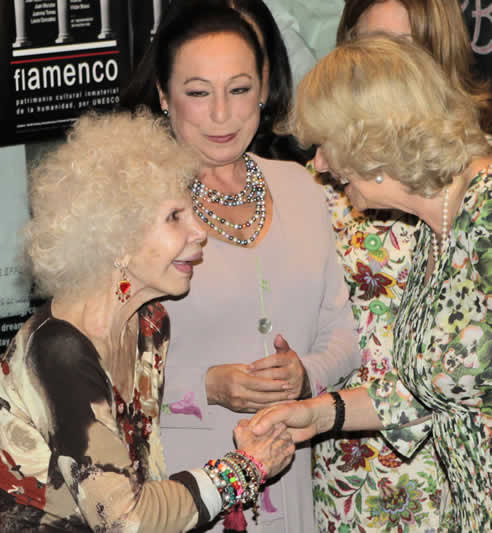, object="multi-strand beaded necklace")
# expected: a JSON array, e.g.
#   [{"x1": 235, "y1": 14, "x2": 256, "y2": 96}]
[{"x1": 190, "y1": 153, "x2": 266, "y2": 246}]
